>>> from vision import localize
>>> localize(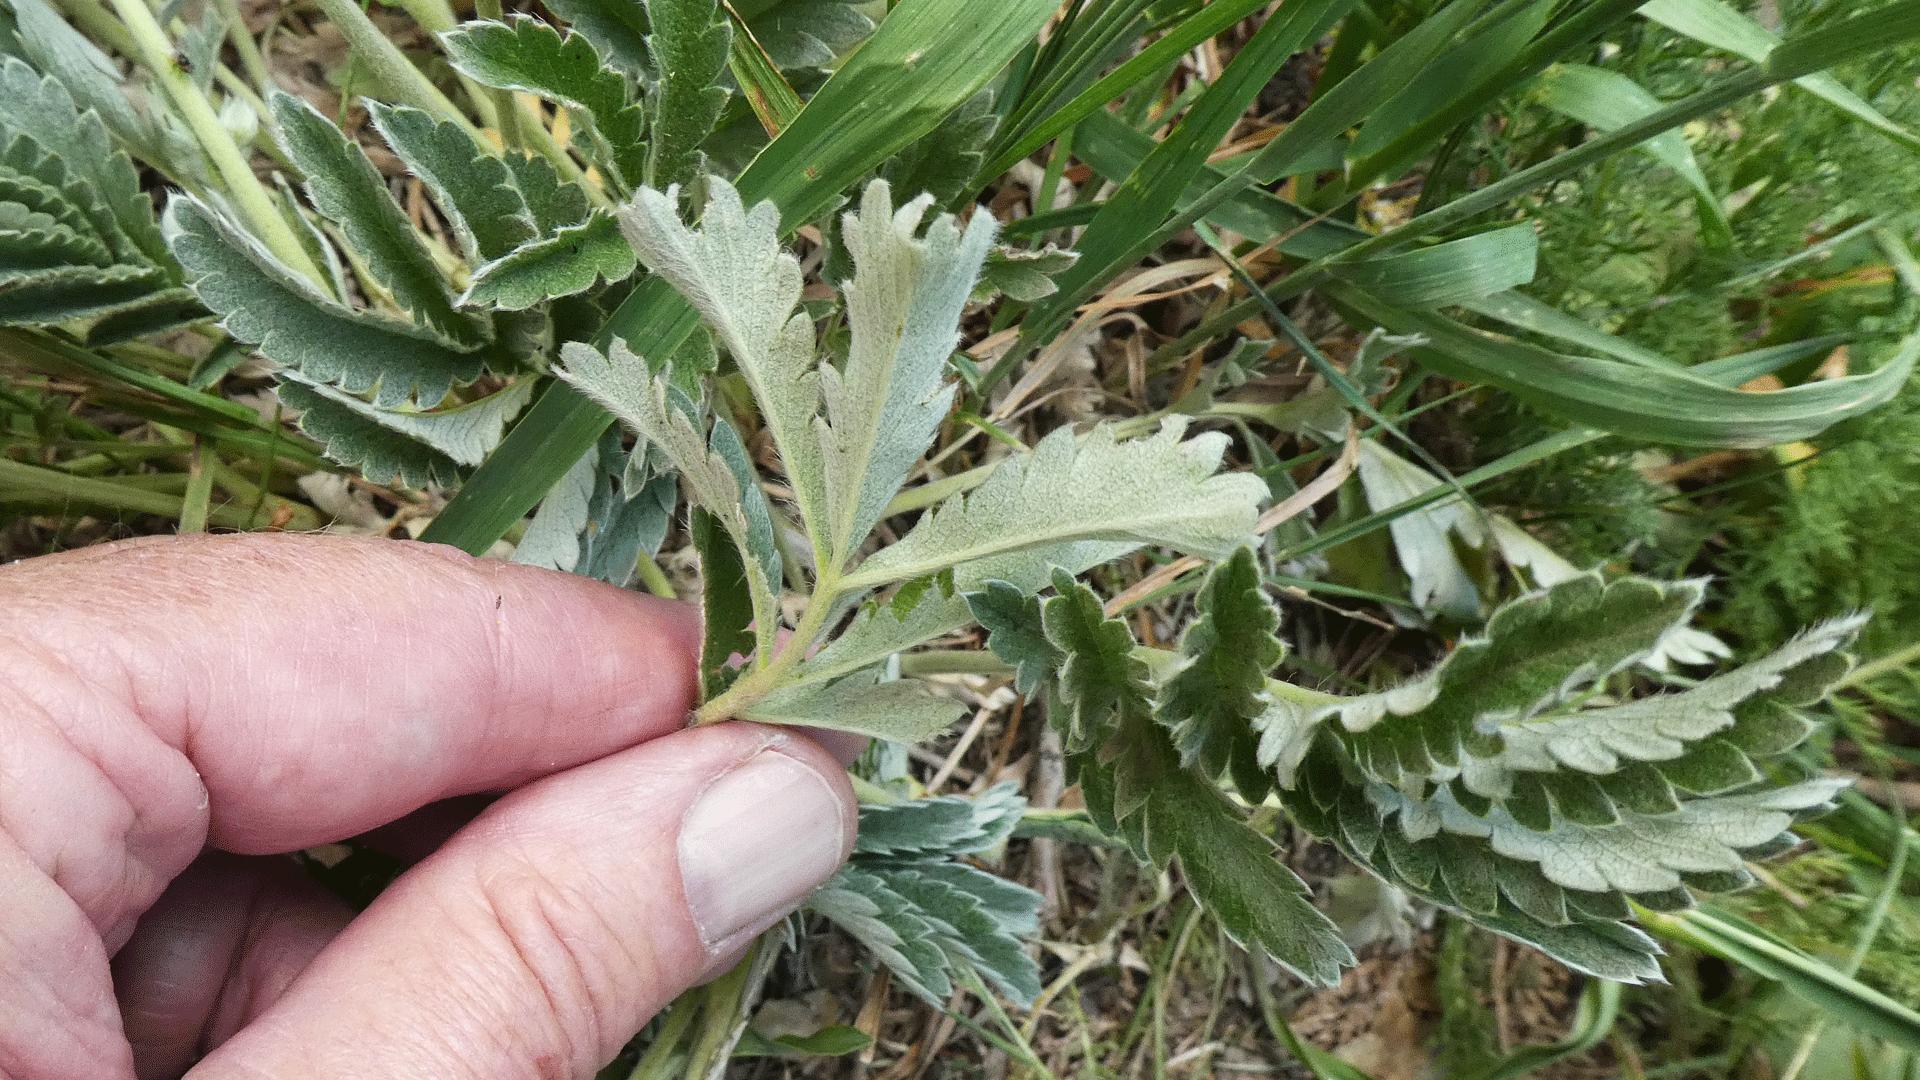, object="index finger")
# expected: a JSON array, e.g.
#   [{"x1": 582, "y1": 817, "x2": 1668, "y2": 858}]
[{"x1": 0, "y1": 533, "x2": 700, "y2": 858}]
